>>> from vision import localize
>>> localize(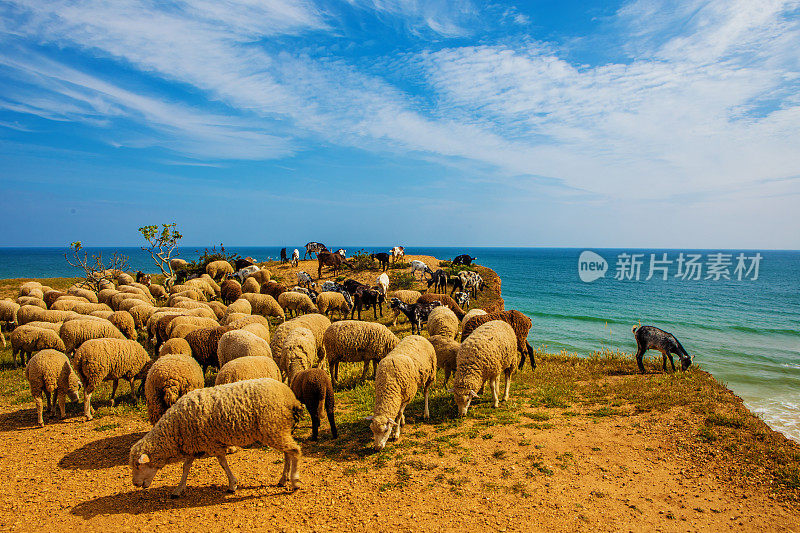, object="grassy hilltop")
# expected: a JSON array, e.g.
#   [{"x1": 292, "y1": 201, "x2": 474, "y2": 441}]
[{"x1": 0, "y1": 256, "x2": 798, "y2": 531}]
